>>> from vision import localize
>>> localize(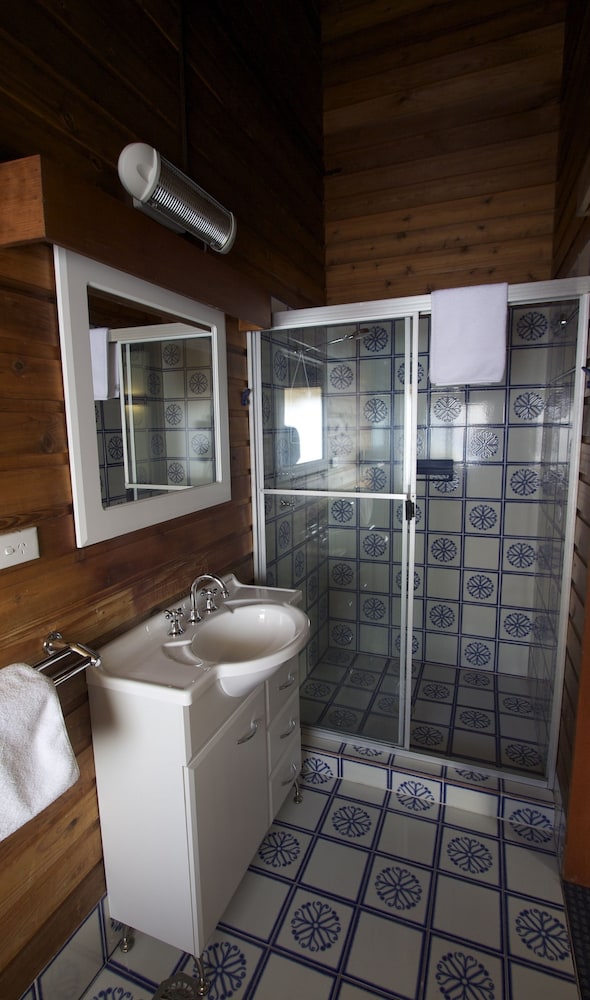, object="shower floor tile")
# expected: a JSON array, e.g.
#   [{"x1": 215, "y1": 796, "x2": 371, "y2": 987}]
[{"x1": 301, "y1": 649, "x2": 546, "y2": 775}]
